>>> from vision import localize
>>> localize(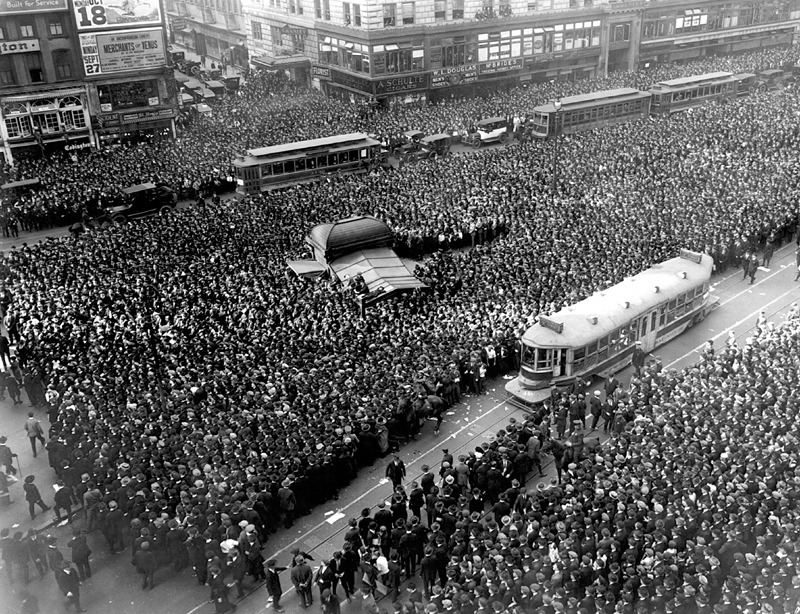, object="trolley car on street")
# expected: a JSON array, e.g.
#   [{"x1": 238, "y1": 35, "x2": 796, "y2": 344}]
[
  {"x1": 506, "y1": 249, "x2": 716, "y2": 408},
  {"x1": 530, "y1": 88, "x2": 651, "y2": 138},
  {"x1": 234, "y1": 133, "x2": 383, "y2": 195},
  {"x1": 648, "y1": 71, "x2": 738, "y2": 114}
]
